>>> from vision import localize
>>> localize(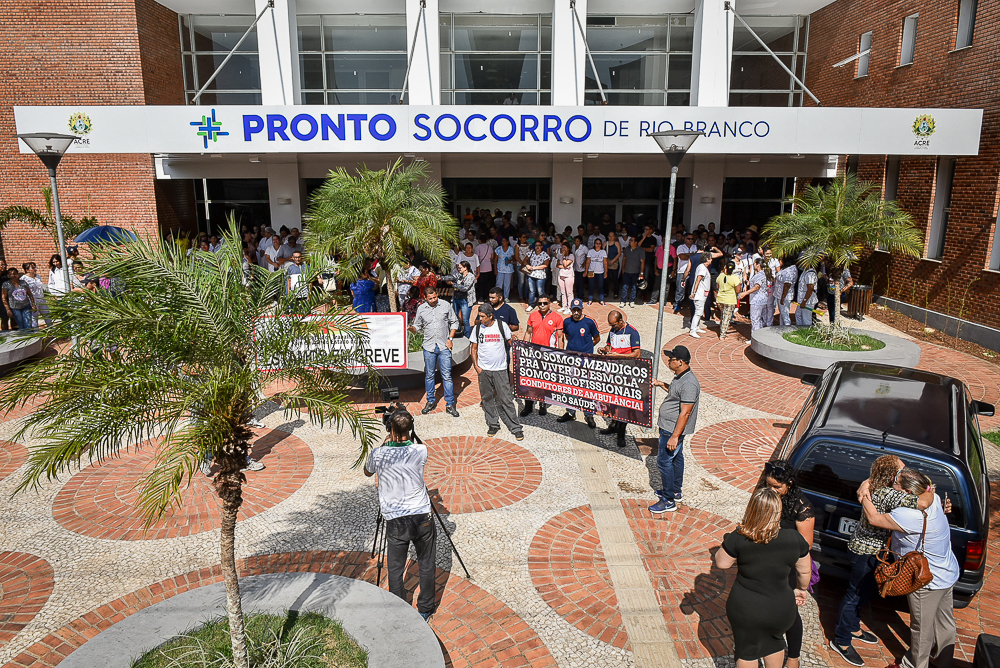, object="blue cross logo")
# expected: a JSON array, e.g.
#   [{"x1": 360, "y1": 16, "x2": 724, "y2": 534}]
[{"x1": 191, "y1": 109, "x2": 229, "y2": 149}]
